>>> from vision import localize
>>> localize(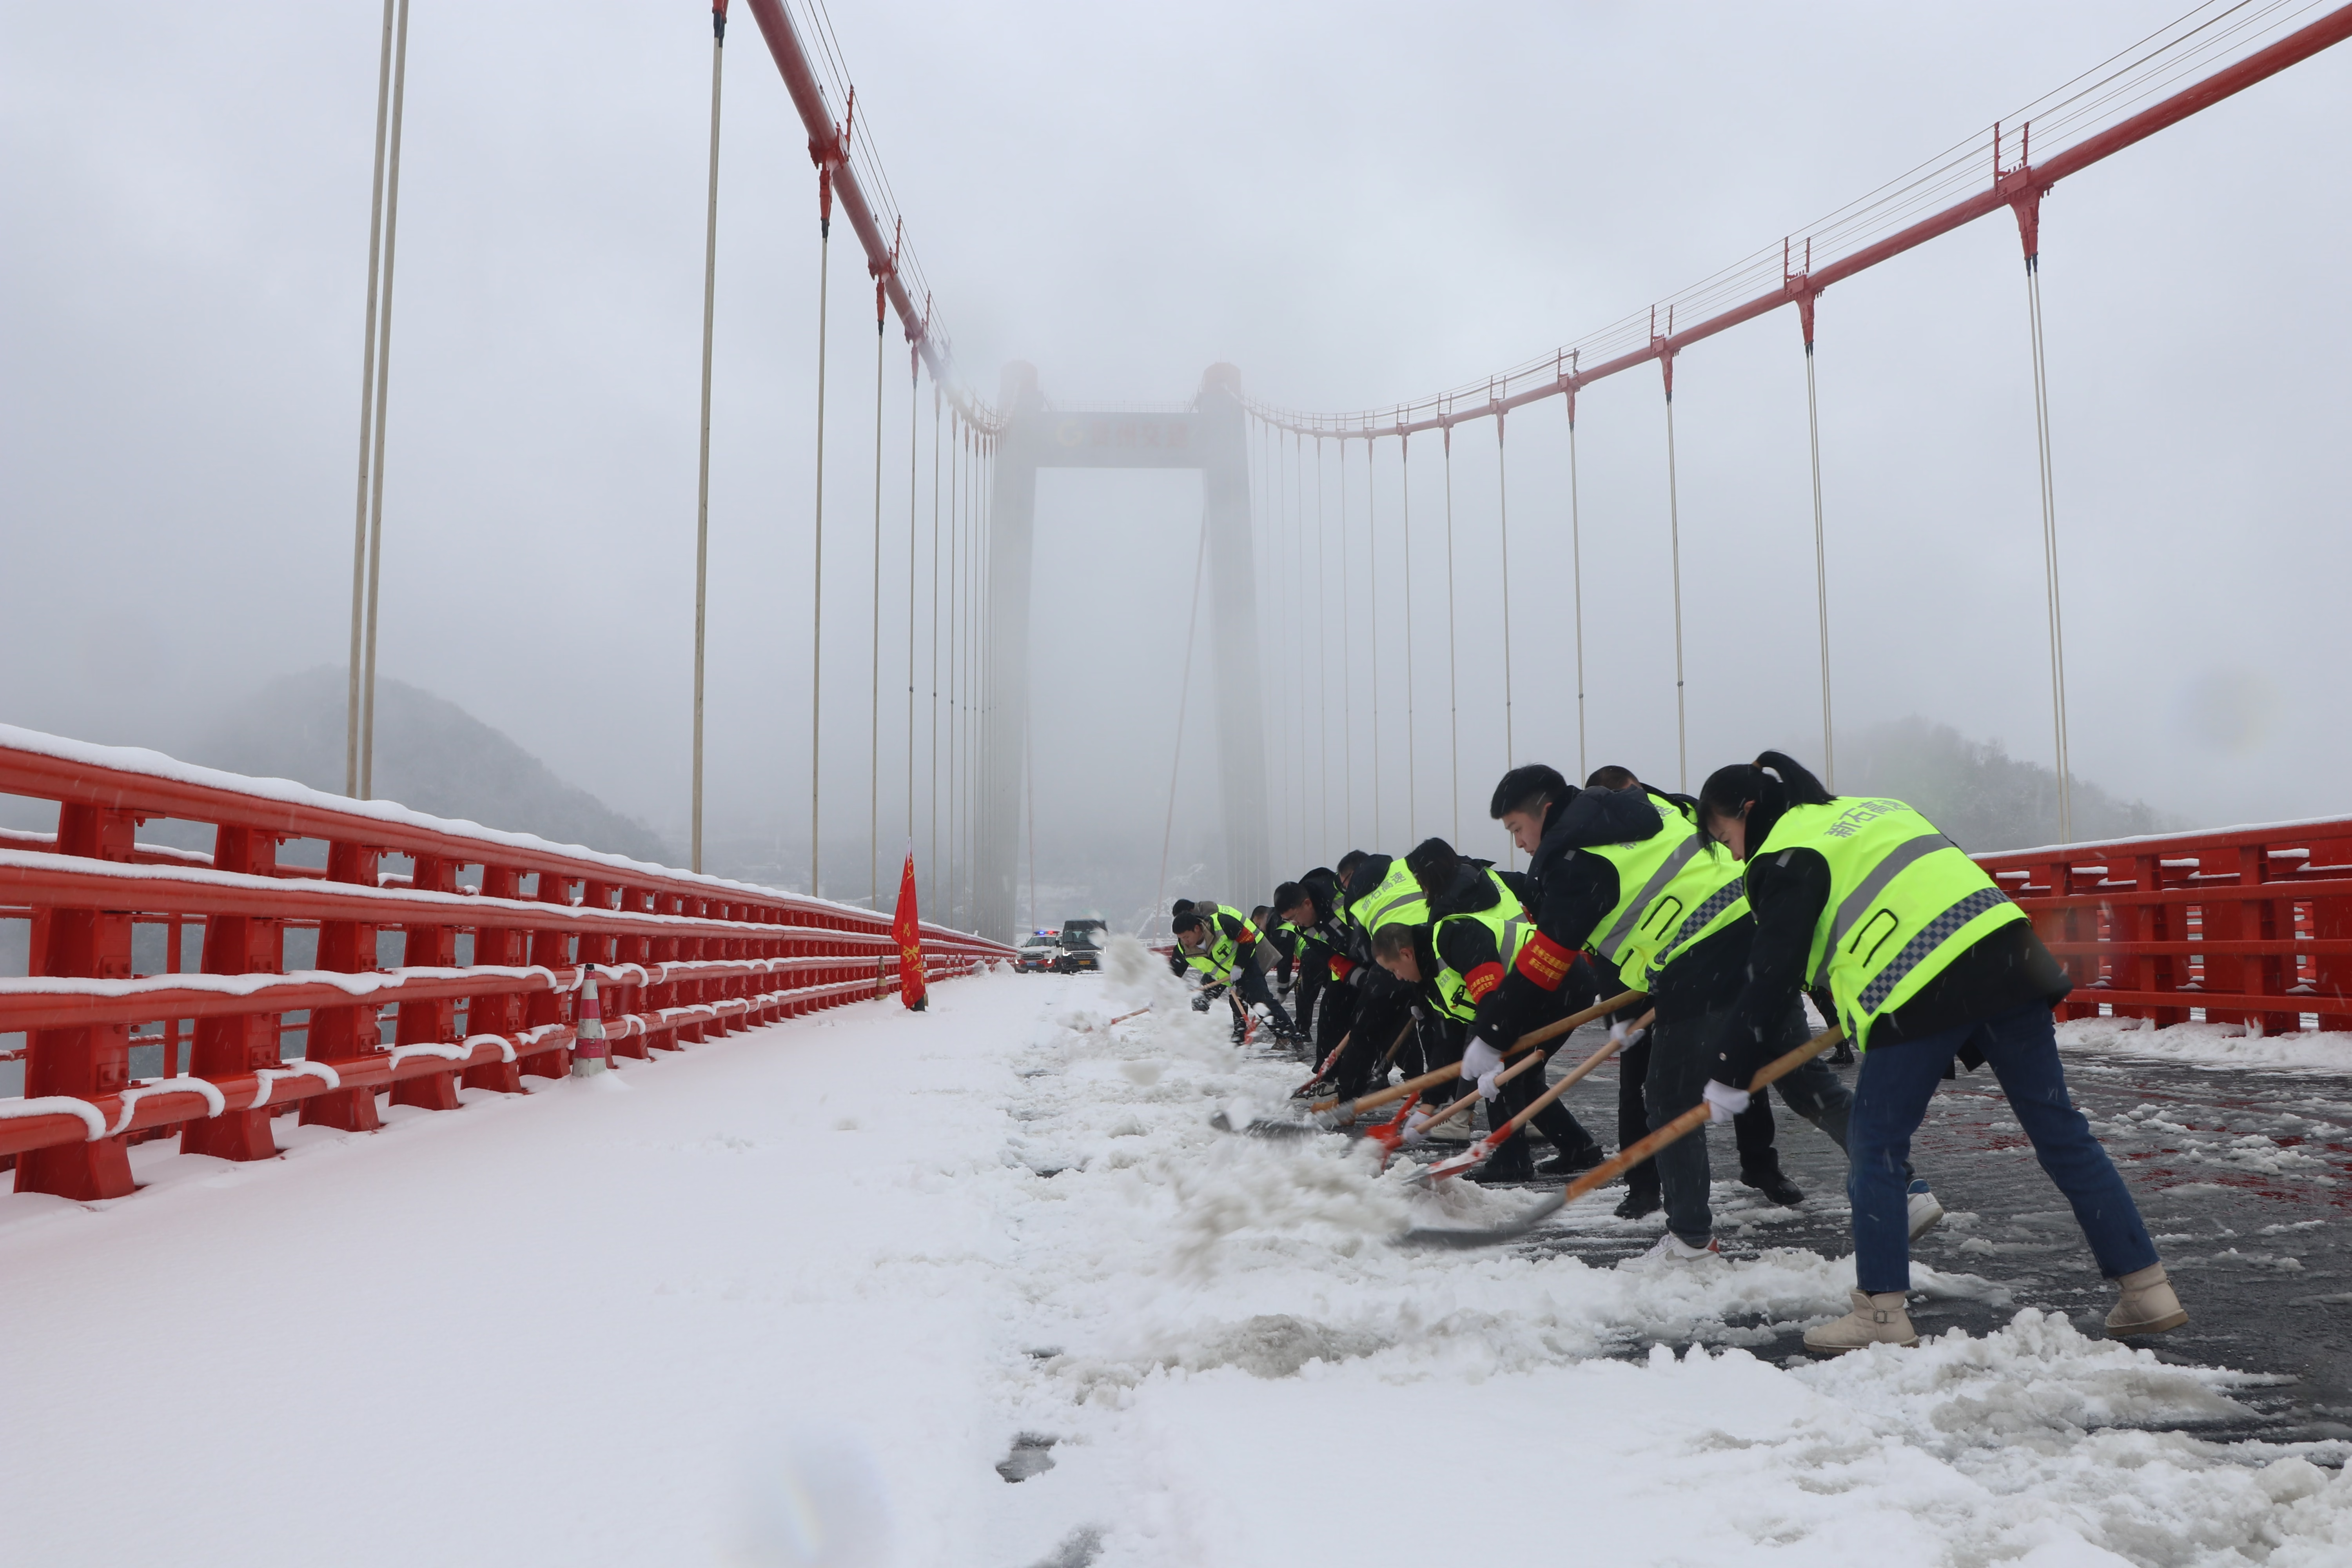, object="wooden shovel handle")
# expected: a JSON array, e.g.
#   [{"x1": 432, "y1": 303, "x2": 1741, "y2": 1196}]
[
  {"x1": 1492, "y1": 1009, "x2": 1652, "y2": 1140},
  {"x1": 1310, "y1": 989, "x2": 1643, "y2": 1118},
  {"x1": 1428, "y1": 1006, "x2": 1654, "y2": 1138},
  {"x1": 1549, "y1": 1024, "x2": 1844, "y2": 1210}
]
